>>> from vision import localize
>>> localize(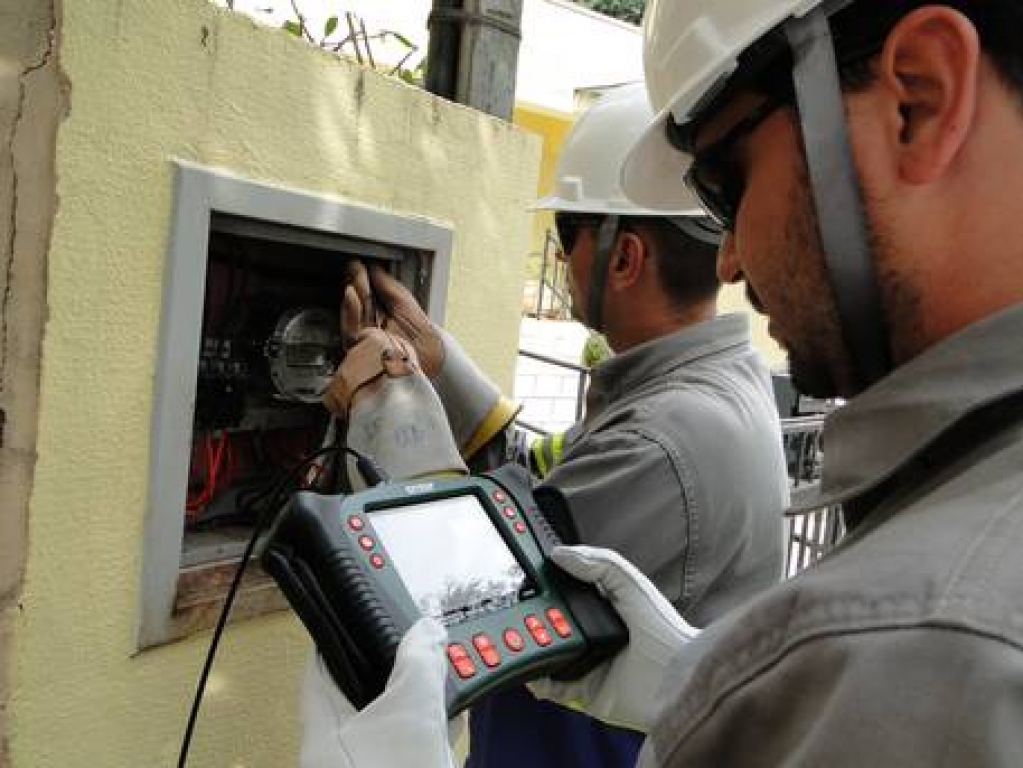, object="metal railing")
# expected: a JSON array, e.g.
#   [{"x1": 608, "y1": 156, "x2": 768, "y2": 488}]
[
  {"x1": 531, "y1": 230, "x2": 572, "y2": 320},
  {"x1": 514, "y1": 348, "x2": 589, "y2": 437},
  {"x1": 781, "y1": 416, "x2": 844, "y2": 576}
]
